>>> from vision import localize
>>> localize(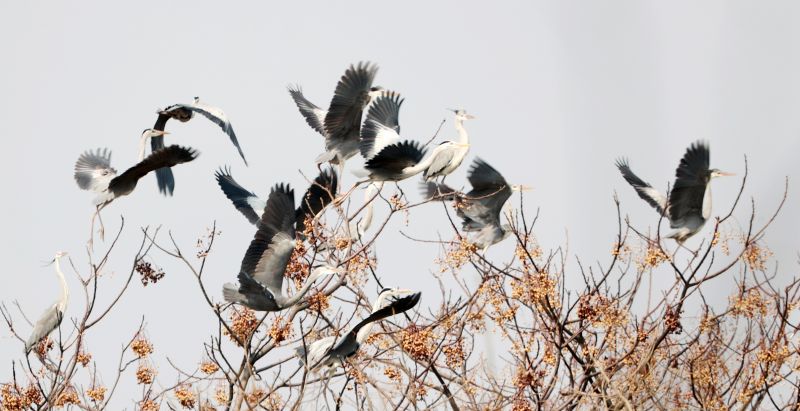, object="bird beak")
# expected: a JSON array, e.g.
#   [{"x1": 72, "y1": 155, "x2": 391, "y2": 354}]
[
  {"x1": 518, "y1": 185, "x2": 533, "y2": 192},
  {"x1": 465, "y1": 114, "x2": 476, "y2": 120},
  {"x1": 157, "y1": 130, "x2": 170, "y2": 136},
  {"x1": 717, "y1": 171, "x2": 735, "y2": 177}
]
